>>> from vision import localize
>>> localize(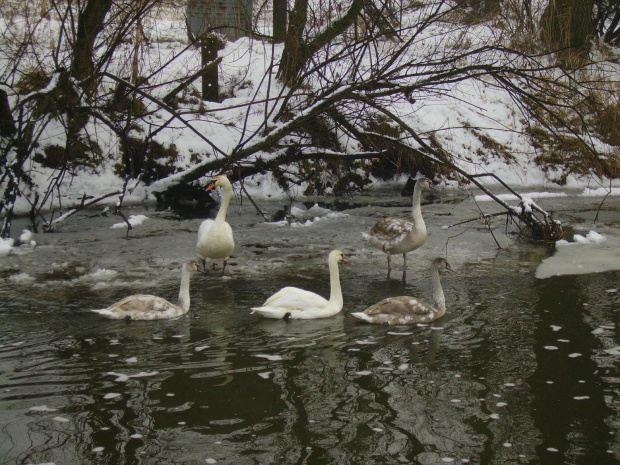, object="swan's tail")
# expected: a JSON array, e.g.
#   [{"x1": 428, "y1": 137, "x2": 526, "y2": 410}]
[
  {"x1": 250, "y1": 307, "x2": 287, "y2": 319},
  {"x1": 91, "y1": 308, "x2": 116, "y2": 319},
  {"x1": 350, "y1": 312, "x2": 373, "y2": 323}
]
